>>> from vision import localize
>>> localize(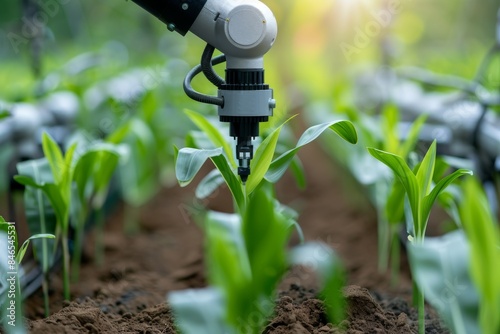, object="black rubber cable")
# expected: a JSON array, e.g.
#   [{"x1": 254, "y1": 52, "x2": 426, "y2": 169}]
[
  {"x1": 183, "y1": 54, "x2": 226, "y2": 106},
  {"x1": 201, "y1": 44, "x2": 225, "y2": 88},
  {"x1": 472, "y1": 103, "x2": 488, "y2": 149}
]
